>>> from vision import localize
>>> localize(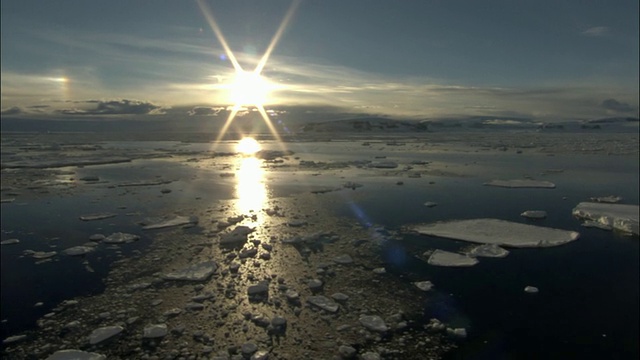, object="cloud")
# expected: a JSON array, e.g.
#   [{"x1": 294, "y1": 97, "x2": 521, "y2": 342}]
[
  {"x1": 1, "y1": 106, "x2": 22, "y2": 116},
  {"x1": 582, "y1": 26, "x2": 609, "y2": 37},
  {"x1": 601, "y1": 98, "x2": 635, "y2": 113},
  {"x1": 57, "y1": 99, "x2": 164, "y2": 115},
  {"x1": 187, "y1": 106, "x2": 224, "y2": 116}
]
